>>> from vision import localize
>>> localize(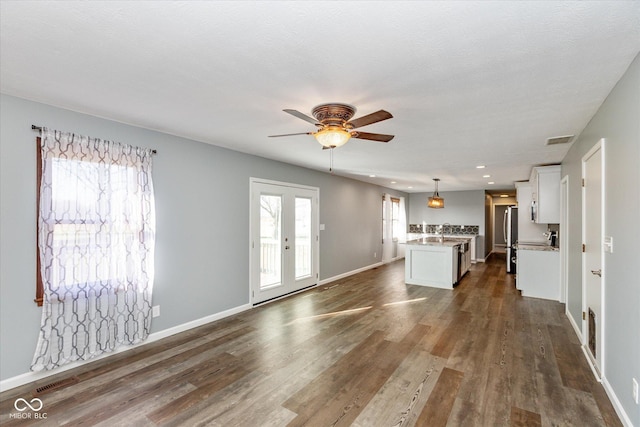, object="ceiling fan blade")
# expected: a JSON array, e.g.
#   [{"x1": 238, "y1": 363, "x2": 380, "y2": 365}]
[
  {"x1": 283, "y1": 109, "x2": 319, "y2": 125},
  {"x1": 351, "y1": 131, "x2": 395, "y2": 142},
  {"x1": 268, "y1": 132, "x2": 313, "y2": 137},
  {"x1": 347, "y1": 110, "x2": 393, "y2": 129}
]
